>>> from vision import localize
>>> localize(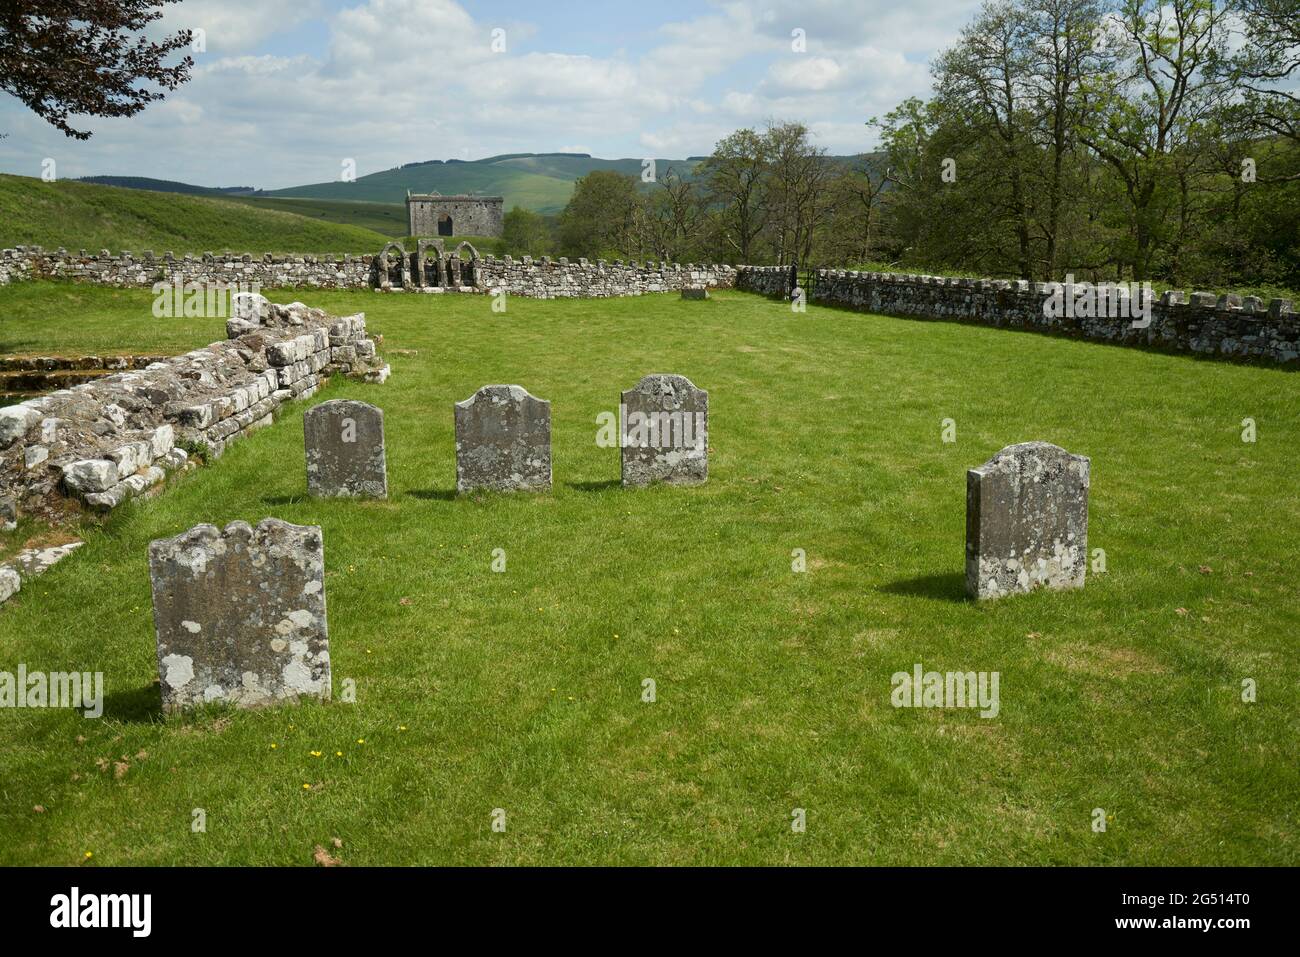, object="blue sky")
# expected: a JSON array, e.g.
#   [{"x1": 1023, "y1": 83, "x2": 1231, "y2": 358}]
[{"x1": 0, "y1": 0, "x2": 979, "y2": 188}]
